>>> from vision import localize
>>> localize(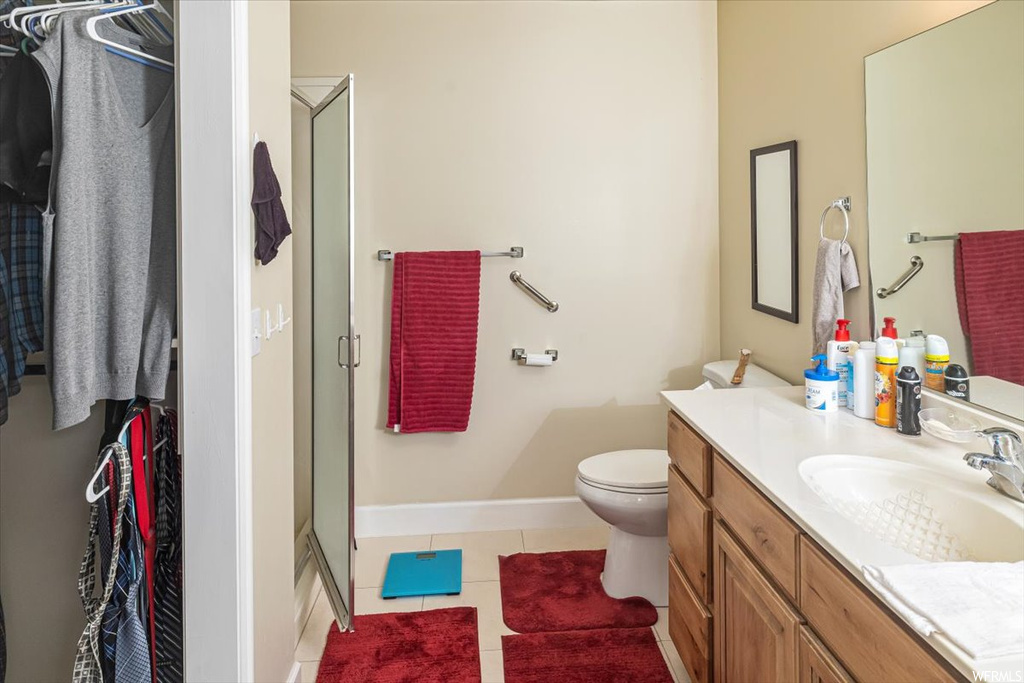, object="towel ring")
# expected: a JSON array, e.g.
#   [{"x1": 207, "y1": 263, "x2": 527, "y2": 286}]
[{"x1": 819, "y1": 197, "x2": 851, "y2": 243}]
